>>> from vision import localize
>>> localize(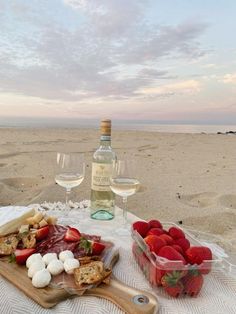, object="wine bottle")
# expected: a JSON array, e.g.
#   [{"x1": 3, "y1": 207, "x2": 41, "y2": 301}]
[{"x1": 90, "y1": 119, "x2": 116, "y2": 220}]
